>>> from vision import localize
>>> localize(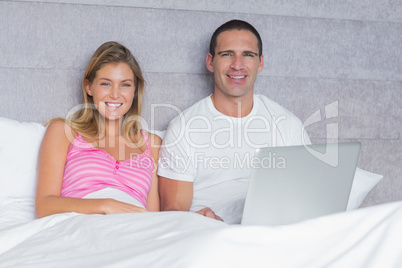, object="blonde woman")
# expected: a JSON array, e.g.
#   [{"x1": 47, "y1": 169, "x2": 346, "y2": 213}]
[{"x1": 36, "y1": 42, "x2": 160, "y2": 218}]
